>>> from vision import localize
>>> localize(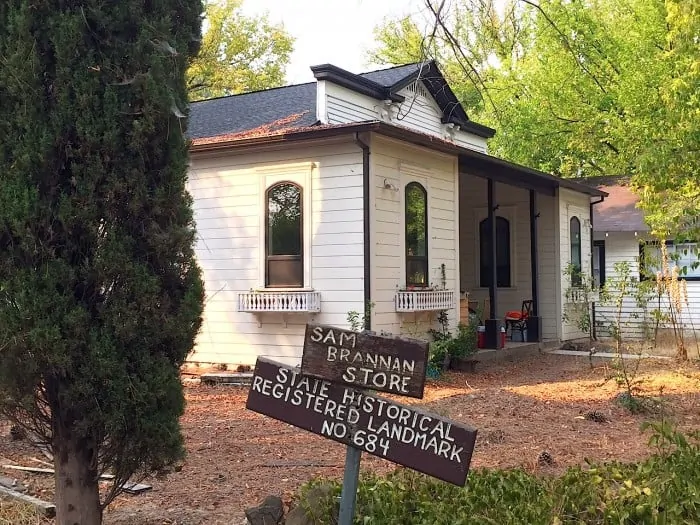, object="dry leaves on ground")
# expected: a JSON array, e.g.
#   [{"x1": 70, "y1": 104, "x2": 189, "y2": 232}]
[{"x1": 0, "y1": 354, "x2": 698, "y2": 524}]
